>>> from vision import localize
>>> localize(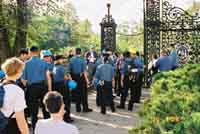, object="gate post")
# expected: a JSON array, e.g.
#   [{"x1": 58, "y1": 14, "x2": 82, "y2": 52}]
[
  {"x1": 144, "y1": 0, "x2": 161, "y2": 87},
  {"x1": 100, "y1": 3, "x2": 117, "y2": 52}
]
